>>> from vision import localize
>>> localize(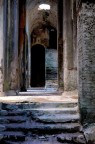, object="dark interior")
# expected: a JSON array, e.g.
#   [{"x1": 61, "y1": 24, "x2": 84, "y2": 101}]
[{"x1": 31, "y1": 44, "x2": 45, "y2": 87}]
